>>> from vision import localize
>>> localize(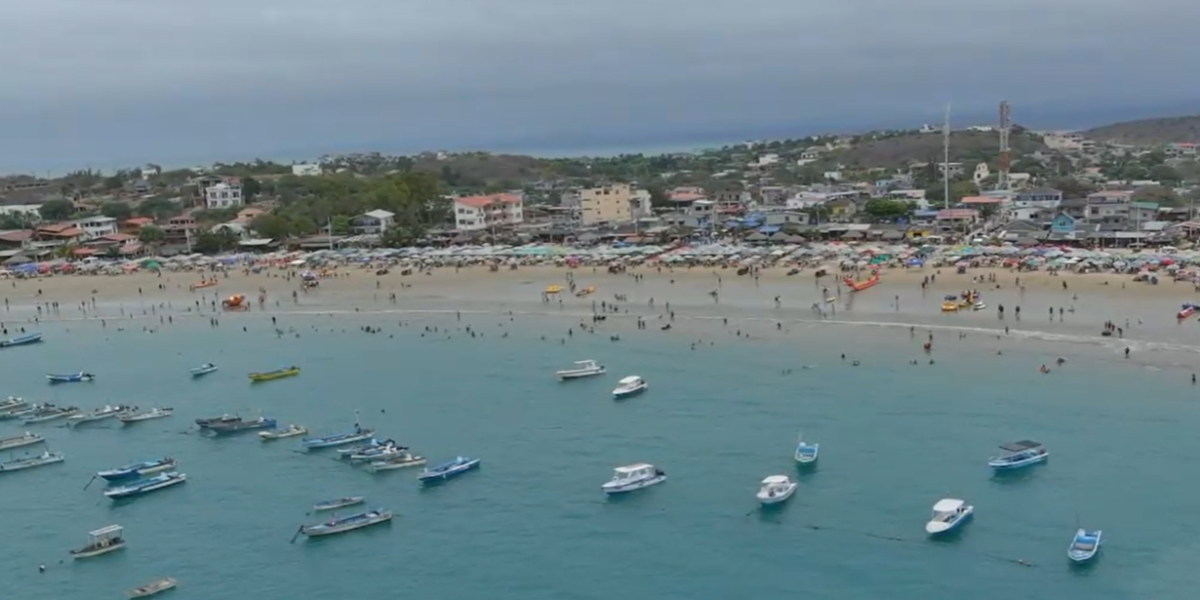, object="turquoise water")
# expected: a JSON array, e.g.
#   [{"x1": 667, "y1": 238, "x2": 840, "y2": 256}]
[{"x1": 1, "y1": 313, "x2": 1198, "y2": 599}]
